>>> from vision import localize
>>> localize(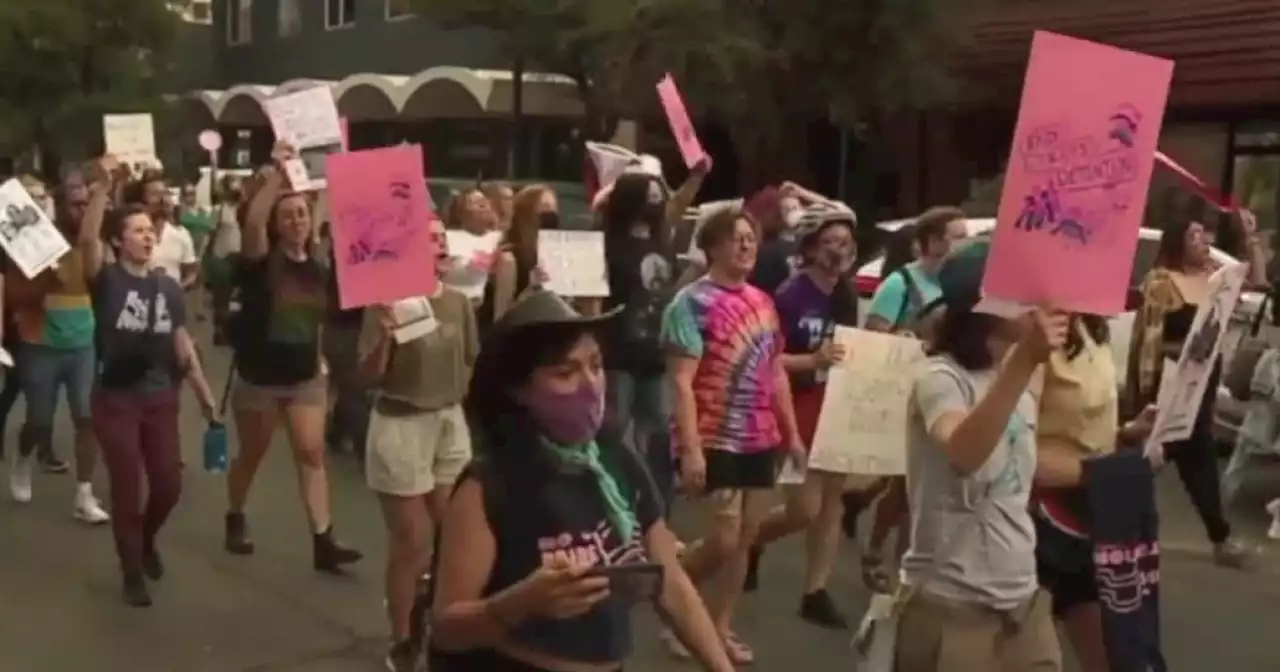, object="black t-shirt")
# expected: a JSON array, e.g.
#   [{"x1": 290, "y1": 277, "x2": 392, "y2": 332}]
[
  {"x1": 91, "y1": 264, "x2": 186, "y2": 390},
  {"x1": 324, "y1": 248, "x2": 364, "y2": 328},
  {"x1": 231, "y1": 254, "x2": 327, "y2": 386},
  {"x1": 749, "y1": 231, "x2": 800, "y2": 294},
  {"x1": 602, "y1": 232, "x2": 675, "y2": 374},
  {"x1": 431, "y1": 434, "x2": 662, "y2": 666}
]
